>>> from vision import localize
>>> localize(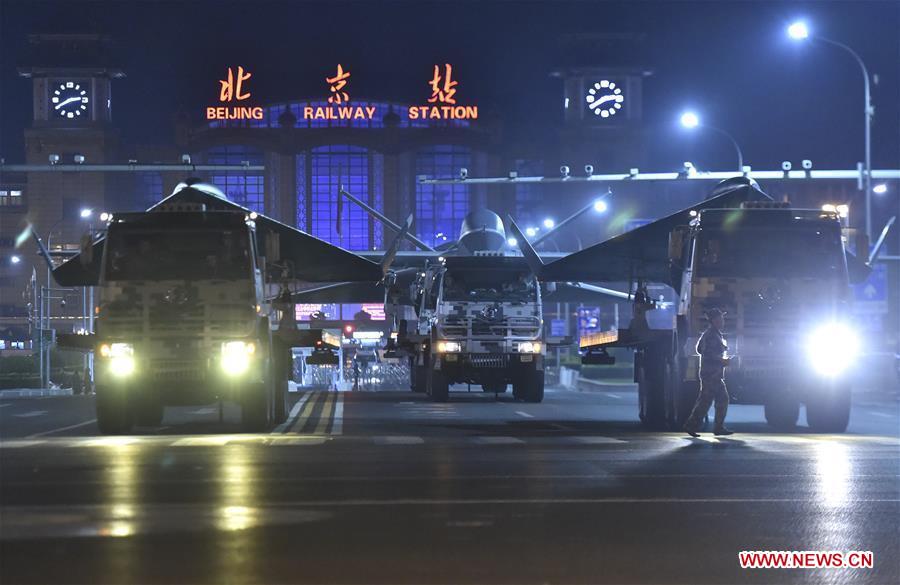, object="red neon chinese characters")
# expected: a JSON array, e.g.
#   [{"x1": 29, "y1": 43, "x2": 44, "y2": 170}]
[
  {"x1": 327, "y1": 64, "x2": 351, "y2": 104},
  {"x1": 428, "y1": 64, "x2": 457, "y2": 104},
  {"x1": 219, "y1": 66, "x2": 252, "y2": 102}
]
